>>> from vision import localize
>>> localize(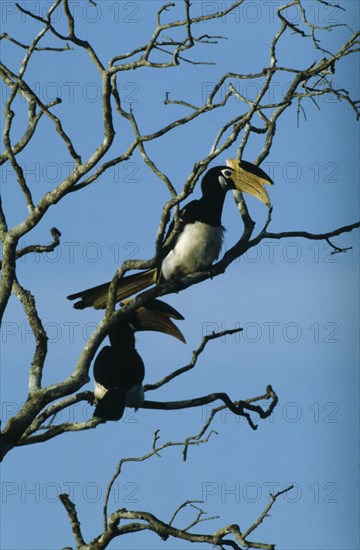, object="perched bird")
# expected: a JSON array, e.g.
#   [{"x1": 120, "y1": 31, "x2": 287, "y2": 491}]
[
  {"x1": 93, "y1": 299, "x2": 185, "y2": 421},
  {"x1": 68, "y1": 160, "x2": 273, "y2": 310}
]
